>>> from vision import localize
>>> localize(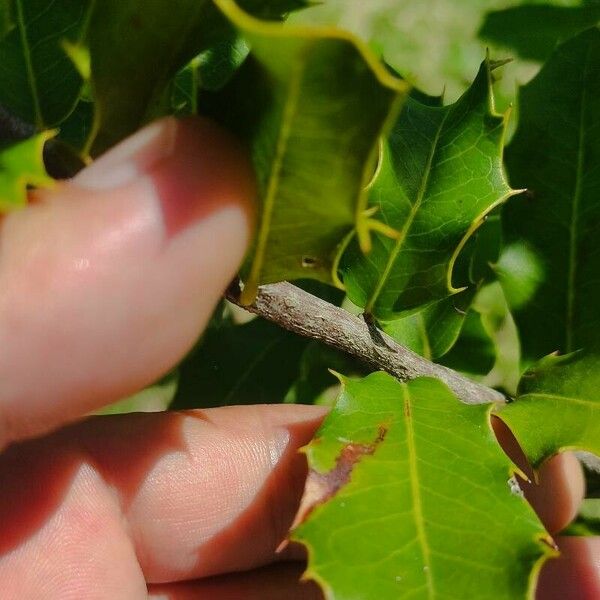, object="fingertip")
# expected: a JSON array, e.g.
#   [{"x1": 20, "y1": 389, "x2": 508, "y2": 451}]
[
  {"x1": 0, "y1": 117, "x2": 256, "y2": 445},
  {"x1": 152, "y1": 116, "x2": 256, "y2": 239},
  {"x1": 528, "y1": 453, "x2": 585, "y2": 535},
  {"x1": 537, "y1": 536, "x2": 600, "y2": 599}
]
